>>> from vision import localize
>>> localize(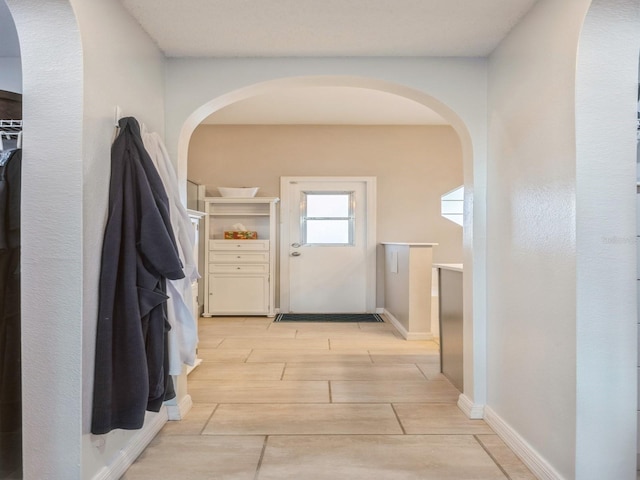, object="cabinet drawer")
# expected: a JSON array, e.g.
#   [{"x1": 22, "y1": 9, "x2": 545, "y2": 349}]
[
  {"x1": 210, "y1": 251, "x2": 269, "y2": 264},
  {"x1": 209, "y1": 240, "x2": 269, "y2": 251},
  {"x1": 210, "y1": 263, "x2": 269, "y2": 274}
]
